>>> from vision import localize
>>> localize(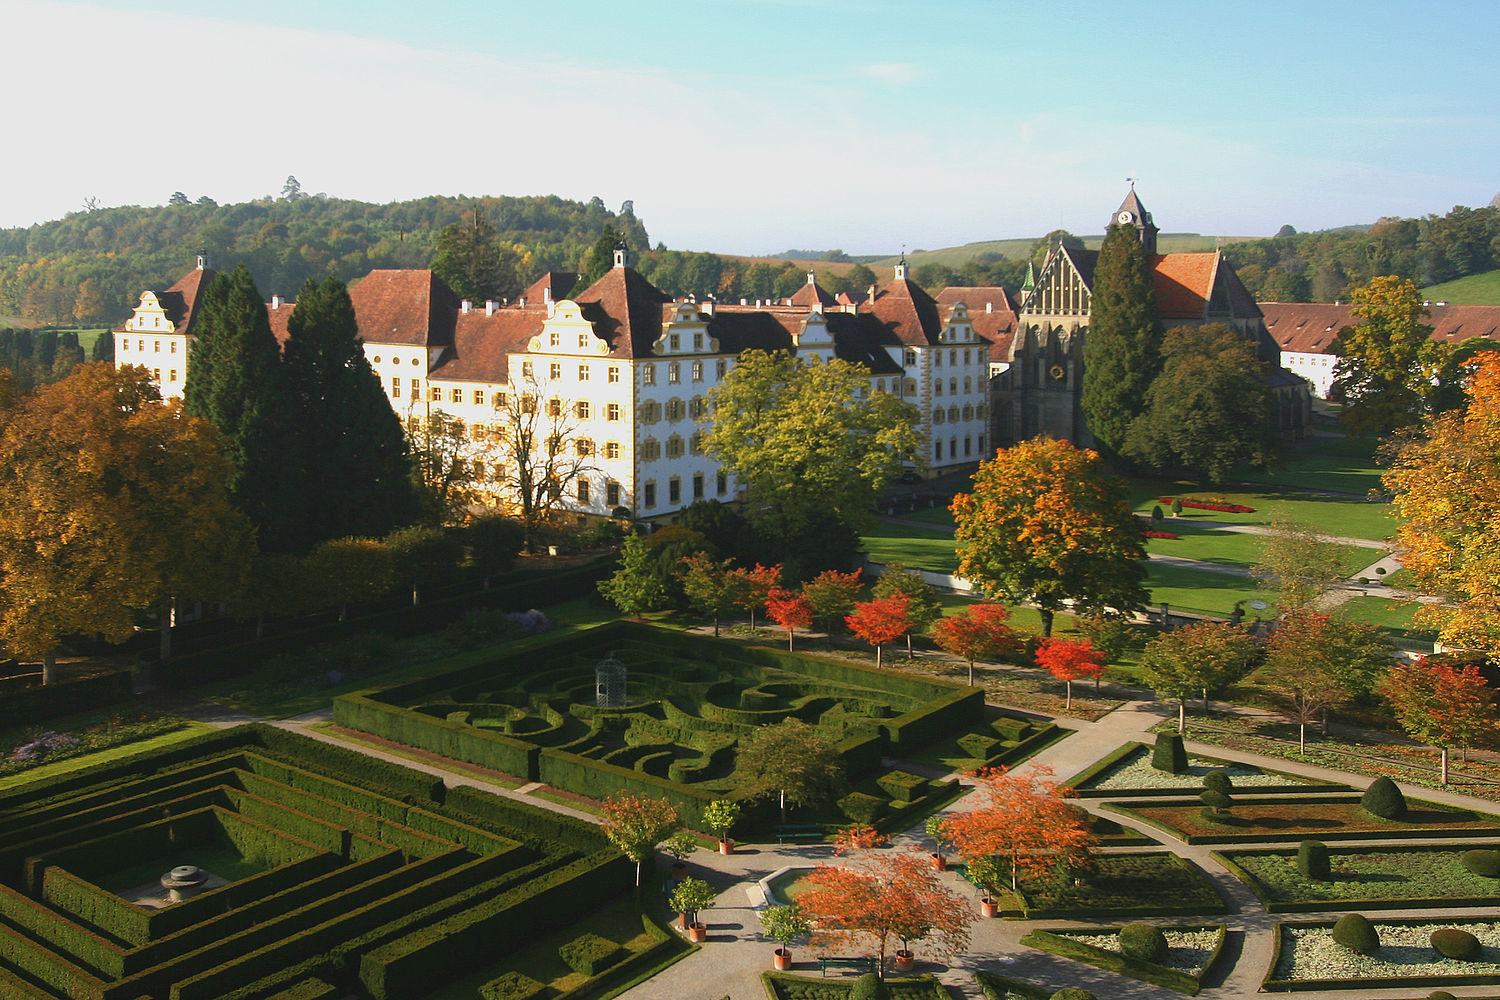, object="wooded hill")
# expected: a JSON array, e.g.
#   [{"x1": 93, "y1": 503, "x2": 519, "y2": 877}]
[{"x1": 0, "y1": 193, "x2": 651, "y2": 326}]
